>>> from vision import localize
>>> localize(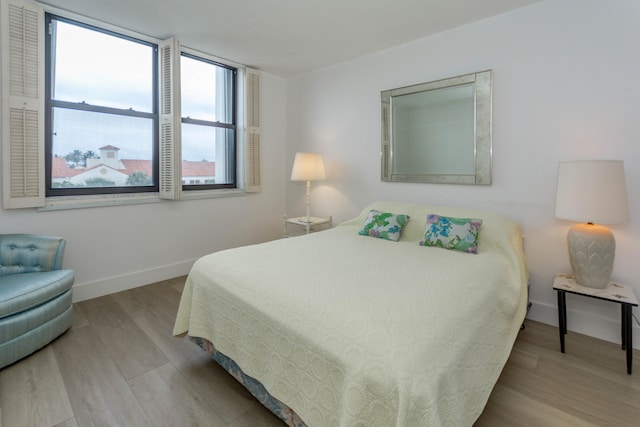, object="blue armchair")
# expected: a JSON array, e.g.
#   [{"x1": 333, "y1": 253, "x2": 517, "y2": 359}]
[{"x1": 0, "y1": 234, "x2": 74, "y2": 369}]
